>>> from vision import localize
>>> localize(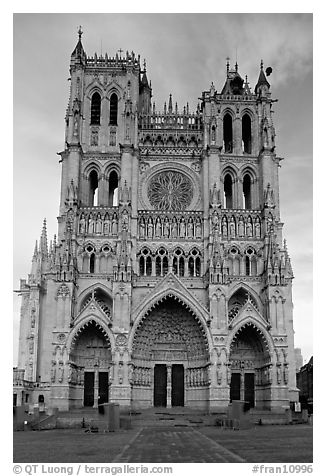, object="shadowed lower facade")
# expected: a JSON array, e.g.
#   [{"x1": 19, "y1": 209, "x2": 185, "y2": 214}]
[{"x1": 14, "y1": 30, "x2": 299, "y2": 412}]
